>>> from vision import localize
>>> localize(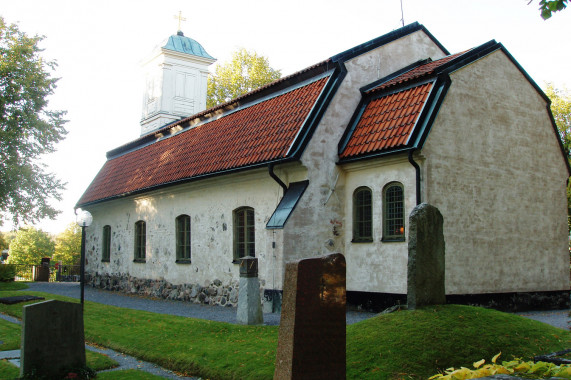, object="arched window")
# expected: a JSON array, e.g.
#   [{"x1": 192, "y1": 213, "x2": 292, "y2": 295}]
[
  {"x1": 233, "y1": 207, "x2": 255, "y2": 261},
  {"x1": 134, "y1": 220, "x2": 146, "y2": 261},
  {"x1": 353, "y1": 187, "x2": 372, "y2": 242},
  {"x1": 102, "y1": 225, "x2": 111, "y2": 262},
  {"x1": 383, "y1": 183, "x2": 405, "y2": 241},
  {"x1": 176, "y1": 214, "x2": 191, "y2": 262}
]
